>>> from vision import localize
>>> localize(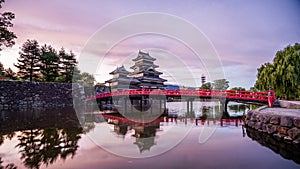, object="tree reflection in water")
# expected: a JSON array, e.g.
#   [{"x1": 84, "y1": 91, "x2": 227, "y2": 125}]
[
  {"x1": 0, "y1": 107, "x2": 85, "y2": 169},
  {"x1": 16, "y1": 127, "x2": 82, "y2": 169}
]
